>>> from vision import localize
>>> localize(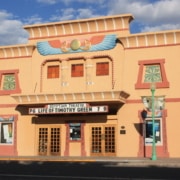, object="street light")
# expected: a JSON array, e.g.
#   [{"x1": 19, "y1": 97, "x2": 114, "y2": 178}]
[{"x1": 151, "y1": 82, "x2": 157, "y2": 160}]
